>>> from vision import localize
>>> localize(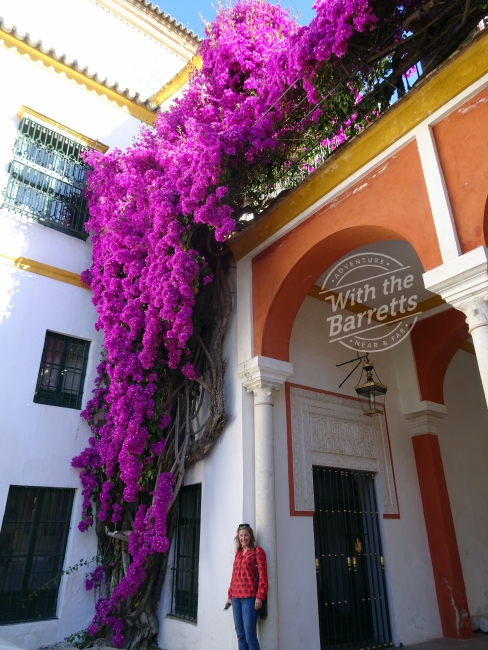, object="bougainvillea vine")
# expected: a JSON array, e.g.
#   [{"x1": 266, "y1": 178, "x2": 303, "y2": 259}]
[
  {"x1": 71, "y1": 0, "x2": 488, "y2": 646},
  {"x1": 73, "y1": 4, "x2": 376, "y2": 644}
]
